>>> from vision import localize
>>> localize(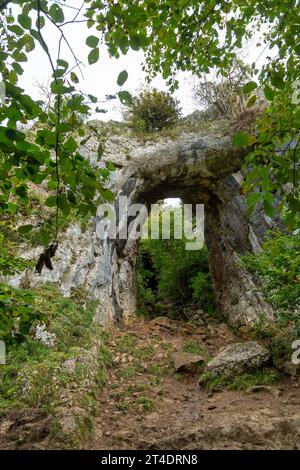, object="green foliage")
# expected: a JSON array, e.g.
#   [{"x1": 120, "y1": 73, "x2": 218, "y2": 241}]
[
  {"x1": 134, "y1": 396, "x2": 154, "y2": 412},
  {"x1": 243, "y1": 231, "x2": 300, "y2": 325},
  {"x1": 117, "y1": 365, "x2": 138, "y2": 379},
  {"x1": 199, "y1": 368, "x2": 279, "y2": 391},
  {"x1": 183, "y1": 340, "x2": 204, "y2": 355},
  {"x1": 0, "y1": 3, "x2": 114, "y2": 244},
  {"x1": 250, "y1": 318, "x2": 277, "y2": 340},
  {"x1": 33, "y1": 284, "x2": 97, "y2": 350},
  {"x1": 0, "y1": 232, "x2": 29, "y2": 275},
  {"x1": 0, "y1": 283, "x2": 103, "y2": 411},
  {"x1": 128, "y1": 383, "x2": 149, "y2": 393},
  {"x1": 123, "y1": 88, "x2": 181, "y2": 132},
  {"x1": 190, "y1": 271, "x2": 215, "y2": 312},
  {"x1": 137, "y1": 209, "x2": 215, "y2": 317},
  {"x1": 0, "y1": 283, "x2": 45, "y2": 342},
  {"x1": 0, "y1": 185, "x2": 91, "y2": 250},
  {"x1": 132, "y1": 345, "x2": 154, "y2": 361},
  {"x1": 194, "y1": 60, "x2": 252, "y2": 120},
  {"x1": 243, "y1": 88, "x2": 300, "y2": 228},
  {"x1": 244, "y1": 230, "x2": 300, "y2": 364},
  {"x1": 0, "y1": 0, "x2": 298, "y2": 231},
  {"x1": 115, "y1": 333, "x2": 137, "y2": 353},
  {"x1": 89, "y1": 0, "x2": 299, "y2": 223}
]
